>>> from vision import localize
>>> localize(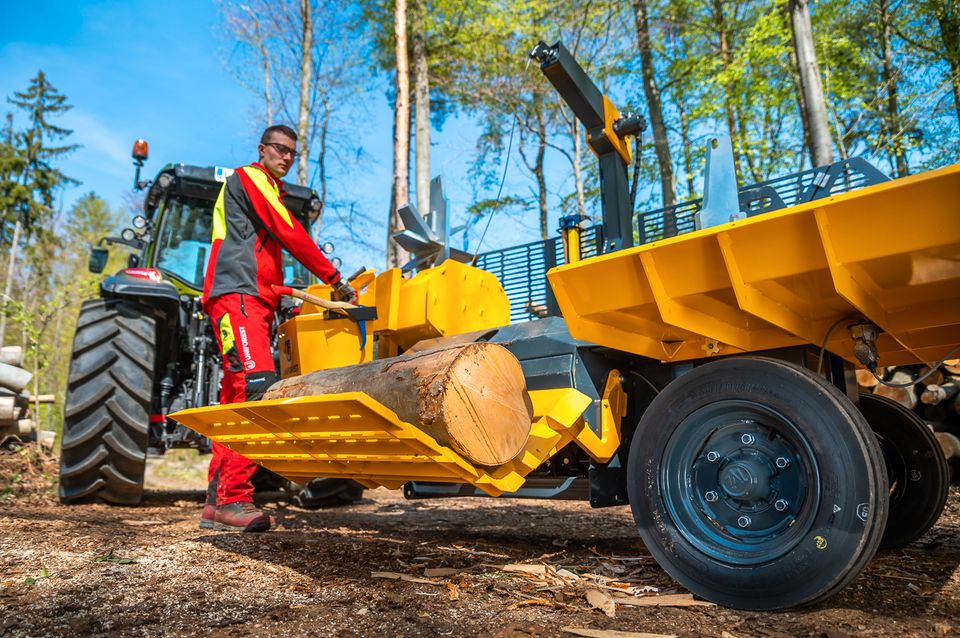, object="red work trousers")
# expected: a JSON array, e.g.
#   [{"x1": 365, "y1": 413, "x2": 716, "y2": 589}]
[{"x1": 204, "y1": 293, "x2": 279, "y2": 506}]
